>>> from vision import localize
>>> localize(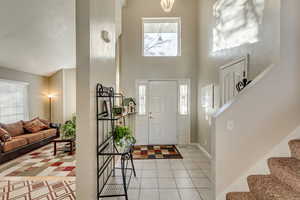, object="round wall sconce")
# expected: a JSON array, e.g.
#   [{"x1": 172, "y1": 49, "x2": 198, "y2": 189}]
[
  {"x1": 161, "y1": 0, "x2": 175, "y2": 13},
  {"x1": 101, "y1": 30, "x2": 111, "y2": 43}
]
